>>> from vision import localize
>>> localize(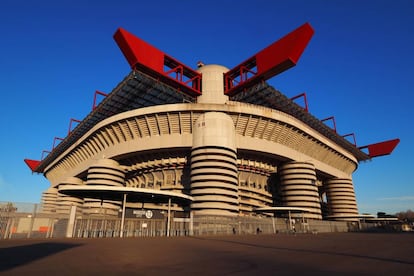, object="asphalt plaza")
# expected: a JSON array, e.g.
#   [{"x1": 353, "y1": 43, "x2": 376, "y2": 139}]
[{"x1": 1, "y1": 232, "x2": 413, "y2": 275}]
